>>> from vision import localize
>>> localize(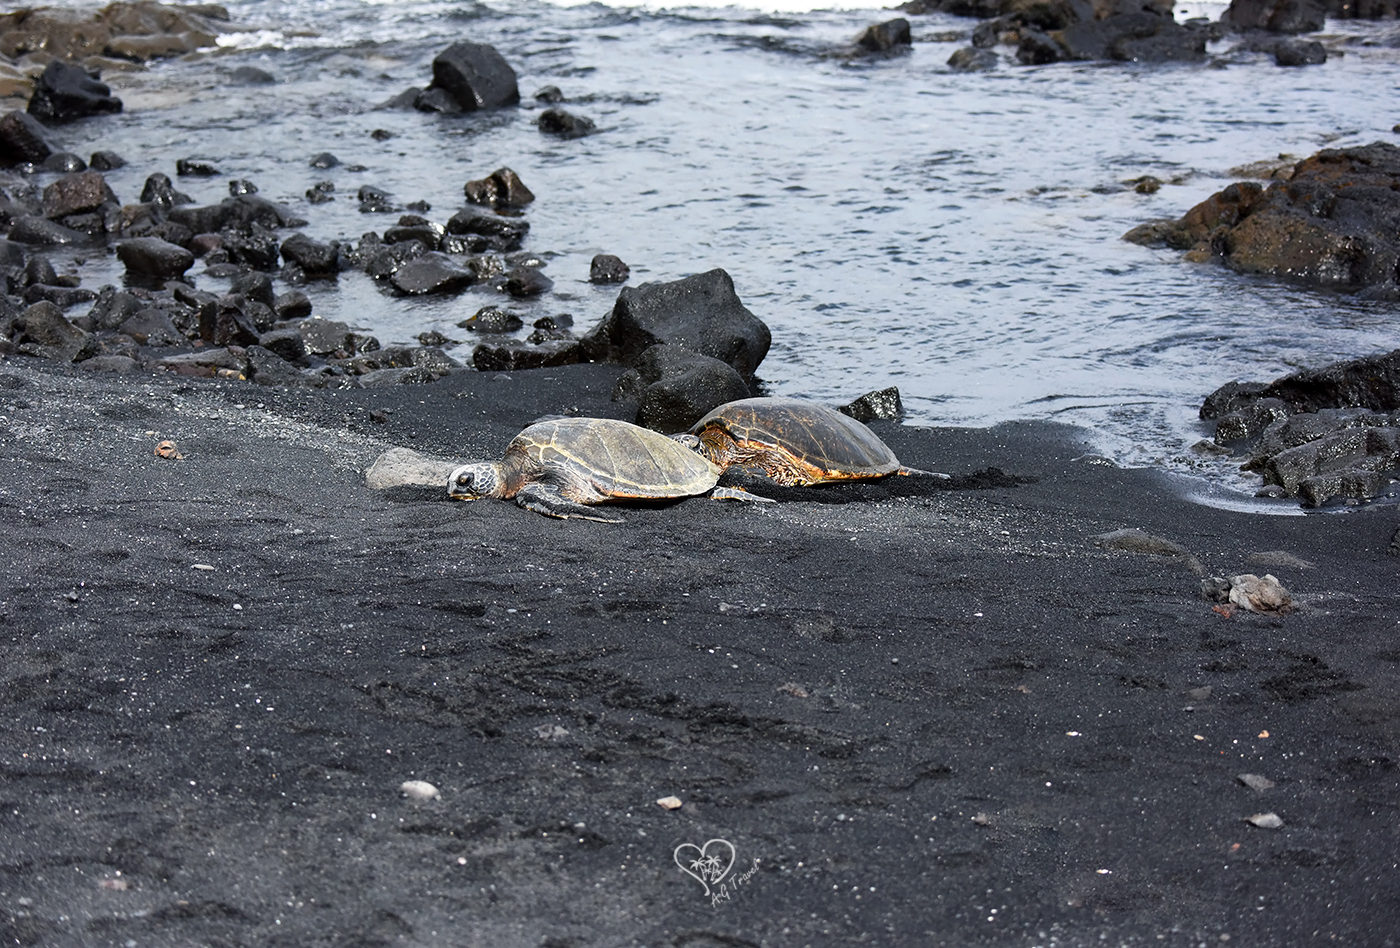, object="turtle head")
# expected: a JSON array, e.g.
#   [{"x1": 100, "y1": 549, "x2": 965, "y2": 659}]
[{"x1": 448, "y1": 462, "x2": 506, "y2": 500}]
